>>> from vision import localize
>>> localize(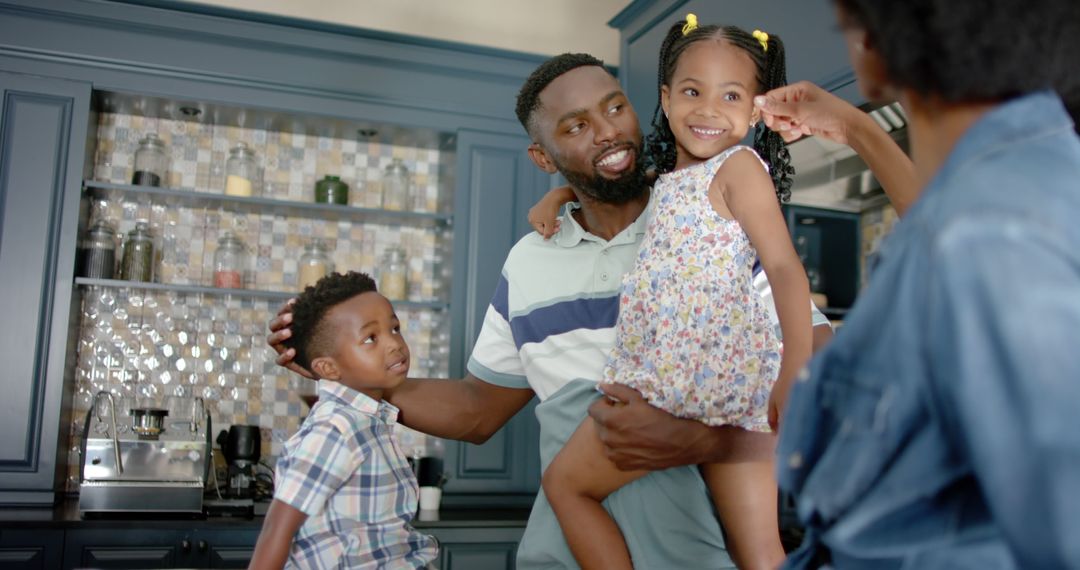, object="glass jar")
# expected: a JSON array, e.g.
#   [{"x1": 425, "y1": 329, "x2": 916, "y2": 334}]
[
  {"x1": 77, "y1": 220, "x2": 117, "y2": 279},
  {"x1": 132, "y1": 133, "x2": 167, "y2": 187},
  {"x1": 381, "y1": 158, "x2": 410, "y2": 211},
  {"x1": 314, "y1": 175, "x2": 349, "y2": 205},
  {"x1": 212, "y1": 232, "x2": 246, "y2": 289},
  {"x1": 225, "y1": 142, "x2": 258, "y2": 197},
  {"x1": 119, "y1": 220, "x2": 155, "y2": 282},
  {"x1": 379, "y1": 247, "x2": 408, "y2": 300},
  {"x1": 298, "y1": 239, "x2": 334, "y2": 290}
]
